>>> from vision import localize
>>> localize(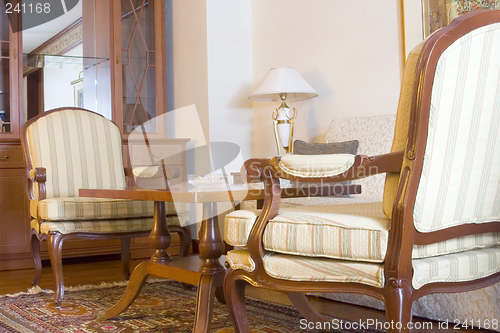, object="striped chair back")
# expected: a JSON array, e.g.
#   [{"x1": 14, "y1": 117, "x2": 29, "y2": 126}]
[
  {"x1": 413, "y1": 21, "x2": 500, "y2": 232},
  {"x1": 24, "y1": 108, "x2": 126, "y2": 199}
]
